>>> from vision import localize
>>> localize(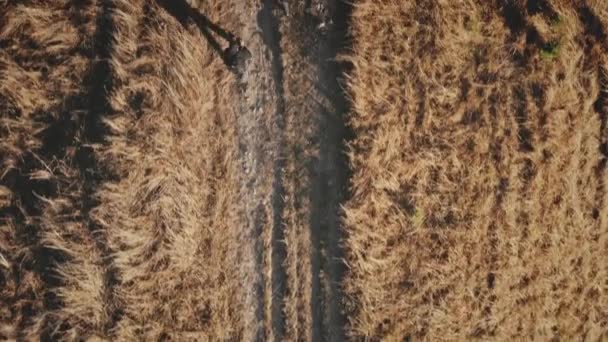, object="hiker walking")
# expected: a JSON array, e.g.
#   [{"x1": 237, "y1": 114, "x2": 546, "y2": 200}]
[
  {"x1": 223, "y1": 36, "x2": 251, "y2": 71},
  {"x1": 156, "y1": 0, "x2": 251, "y2": 72},
  {"x1": 276, "y1": 0, "x2": 290, "y2": 16}
]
